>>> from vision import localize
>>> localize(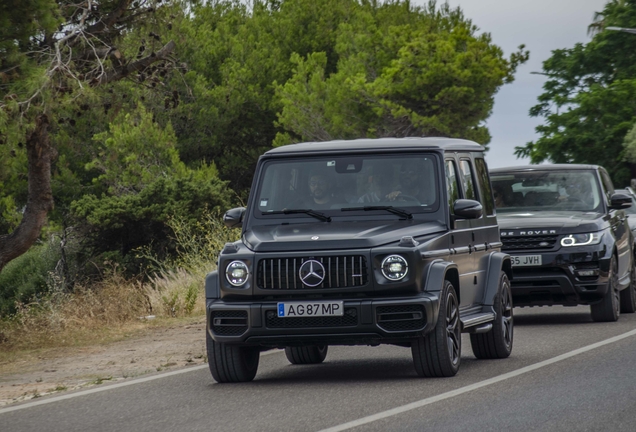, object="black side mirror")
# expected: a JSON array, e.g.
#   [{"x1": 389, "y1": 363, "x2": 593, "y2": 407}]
[
  {"x1": 223, "y1": 207, "x2": 246, "y2": 228},
  {"x1": 453, "y1": 199, "x2": 483, "y2": 219},
  {"x1": 609, "y1": 193, "x2": 632, "y2": 210}
]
